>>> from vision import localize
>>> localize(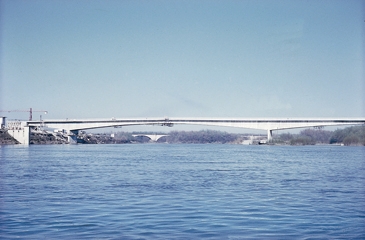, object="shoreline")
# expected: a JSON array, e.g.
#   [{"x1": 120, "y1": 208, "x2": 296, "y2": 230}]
[{"x1": 1, "y1": 129, "x2": 364, "y2": 146}]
